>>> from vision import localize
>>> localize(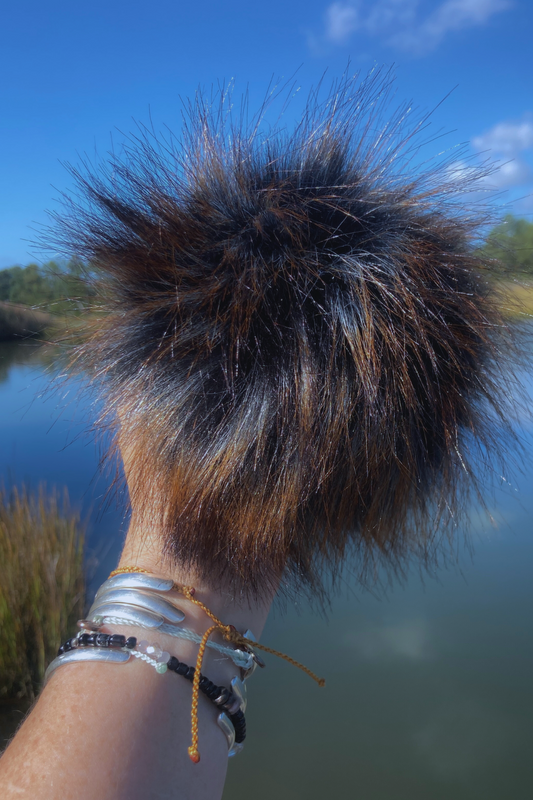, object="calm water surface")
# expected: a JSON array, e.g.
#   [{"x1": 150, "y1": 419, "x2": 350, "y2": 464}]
[{"x1": 1, "y1": 338, "x2": 532, "y2": 799}]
